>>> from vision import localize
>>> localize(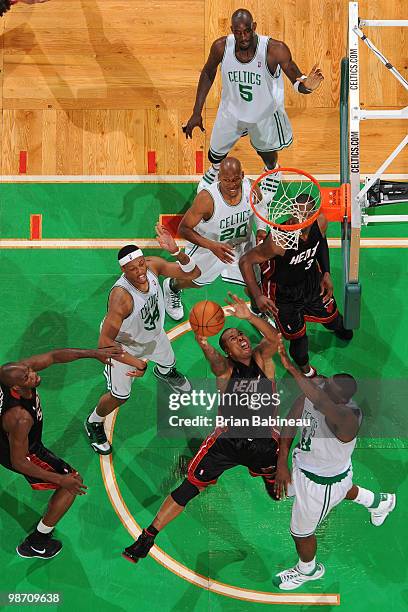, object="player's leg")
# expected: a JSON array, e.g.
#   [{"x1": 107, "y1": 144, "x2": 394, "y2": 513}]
[
  {"x1": 197, "y1": 108, "x2": 244, "y2": 193},
  {"x1": 346, "y1": 484, "x2": 396, "y2": 526},
  {"x1": 122, "y1": 432, "x2": 235, "y2": 563},
  {"x1": 85, "y1": 359, "x2": 131, "y2": 454},
  {"x1": 249, "y1": 109, "x2": 293, "y2": 201},
  {"x1": 304, "y1": 270, "x2": 353, "y2": 341},
  {"x1": 163, "y1": 247, "x2": 224, "y2": 320},
  {"x1": 17, "y1": 449, "x2": 79, "y2": 560},
  {"x1": 152, "y1": 329, "x2": 191, "y2": 392},
  {"x1": 246, "y1": 437, "x2": 280, "y2": 500}
]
